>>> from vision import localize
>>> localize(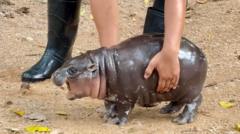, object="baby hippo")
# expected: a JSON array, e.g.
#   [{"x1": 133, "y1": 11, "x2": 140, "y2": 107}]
[{"x1": 52, "y1": 34, "x2": 207, "y2": 125}]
